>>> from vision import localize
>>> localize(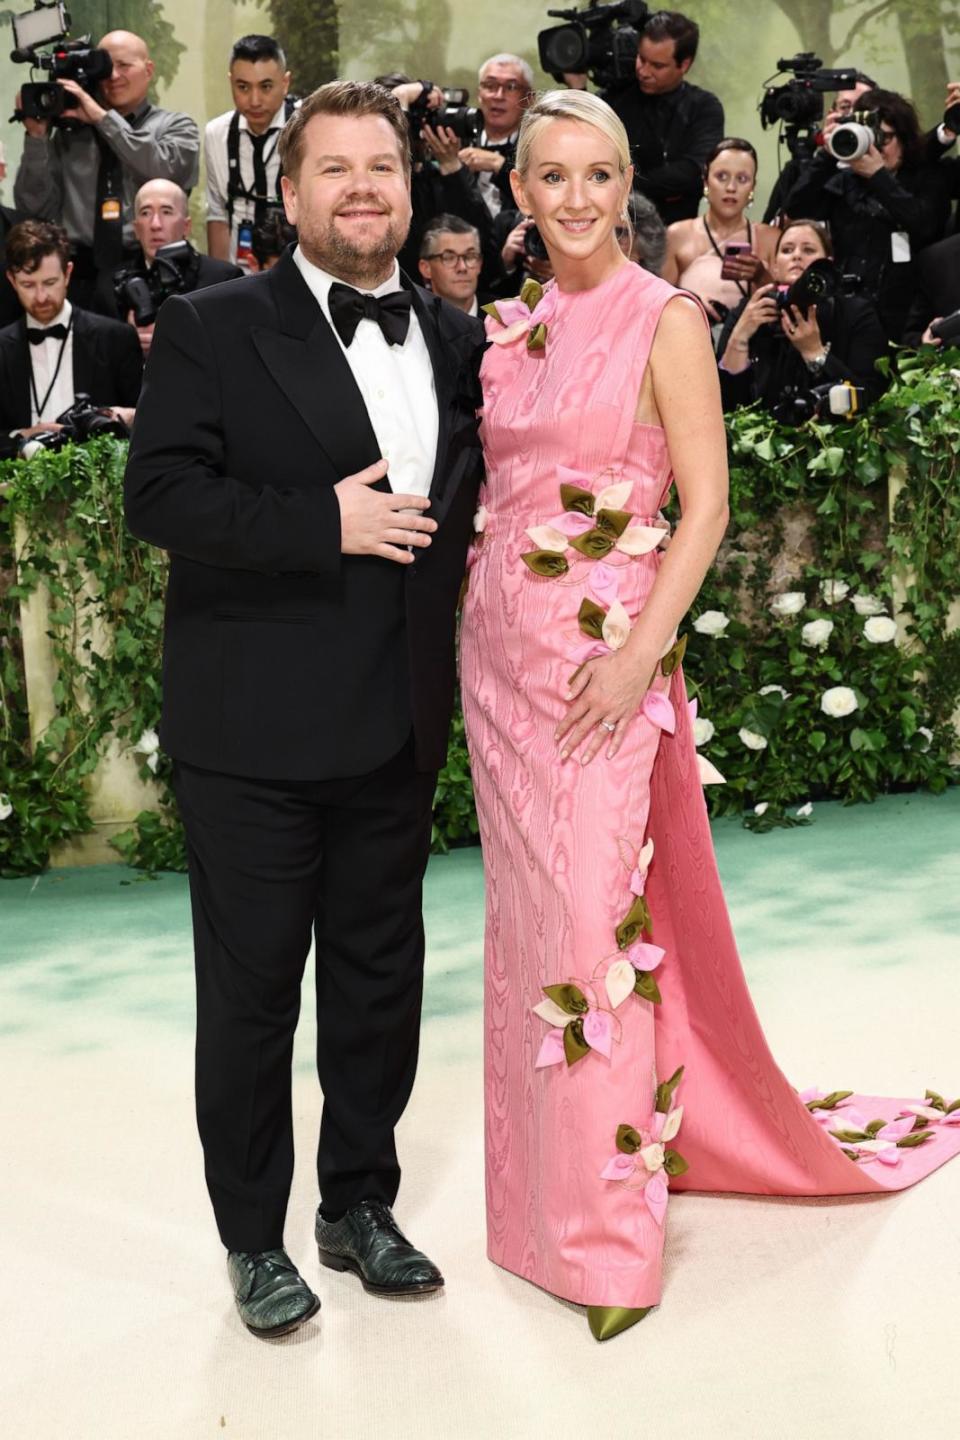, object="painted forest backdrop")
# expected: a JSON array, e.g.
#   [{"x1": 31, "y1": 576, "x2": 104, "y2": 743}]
[{"x1": 0, "y1": 1, "x2": 959, "y2": 228}]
